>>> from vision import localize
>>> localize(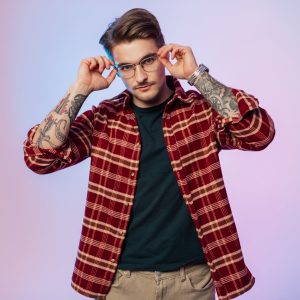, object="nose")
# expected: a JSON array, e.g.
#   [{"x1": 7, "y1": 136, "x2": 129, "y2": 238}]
[{"x1": 134, "y1": 64, "x2": 148, "y2": 83}]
